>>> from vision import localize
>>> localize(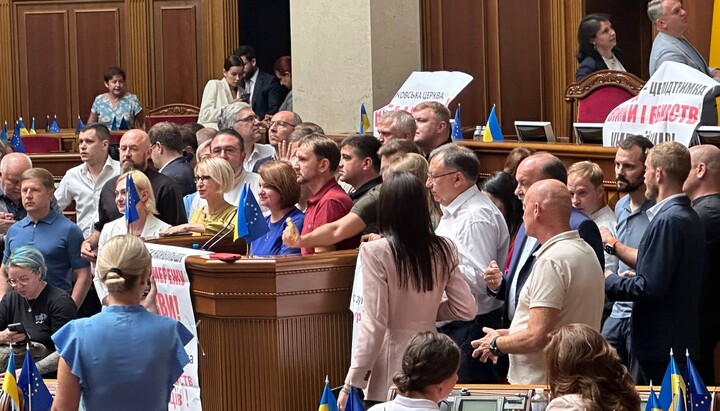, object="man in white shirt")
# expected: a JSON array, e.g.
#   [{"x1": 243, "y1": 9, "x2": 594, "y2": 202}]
[
  {"x1": 428, "y1": 144, "x2": 510, "y2": 383},
  {"x1": 567, "y1": 160, "x2": 618, "y2": 275},
  {"x1": 55, "y1": 123, "x2": 120, "y2": 238},
  {"x1": 218, "y1": 101, "x2": 275, "y2": 173}
]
